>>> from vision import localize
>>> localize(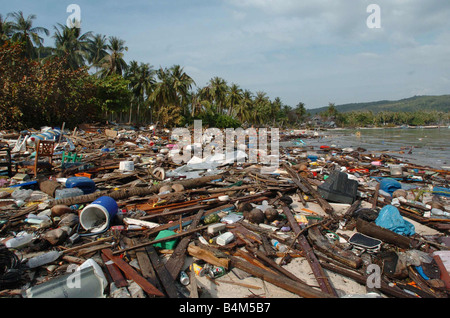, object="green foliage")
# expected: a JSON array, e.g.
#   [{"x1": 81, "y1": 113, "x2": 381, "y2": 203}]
[
  {"x1": 0, "y1": 41, "x2": 102, "y2": 129},
  {"x1": 215, "y1": 114, "x2": 241, "y2": 129},
  {"x1": 92, "y1": 74, "x2": 131, "y2": 114},
  {"x1": 0, "y1": 41, "x2": 135, "y2": 130},
  {"x1": 192, "y1": 112, "x2": 241, "y2": 129},
  {"x1": 309, "y1": 95, "x2": 450, "y2": 115},
  {"x1": 335, "y1": 110, "x2": 449, "y2": 128}
]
